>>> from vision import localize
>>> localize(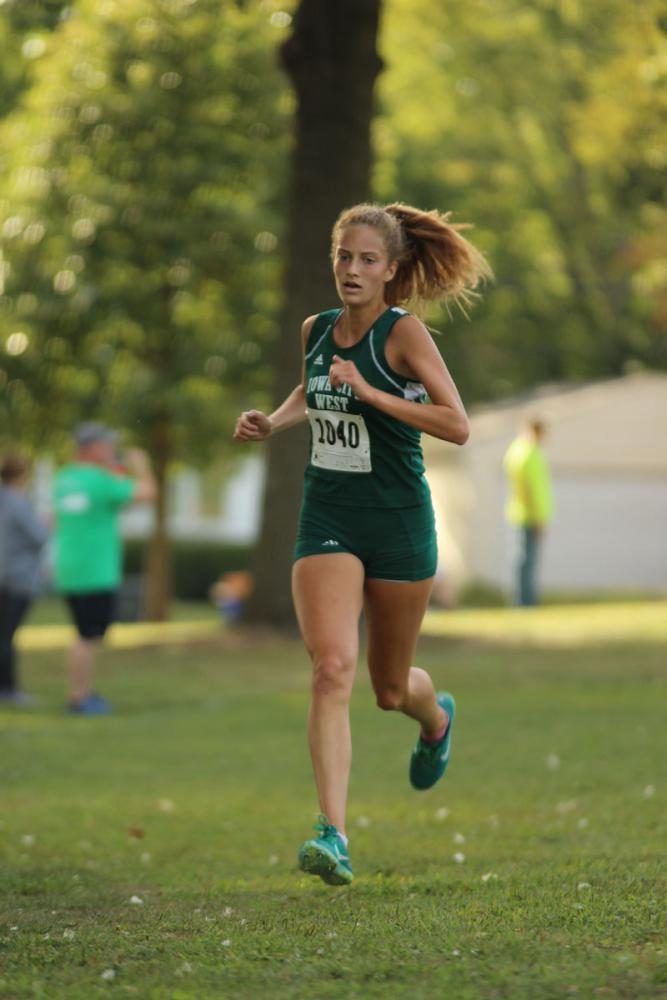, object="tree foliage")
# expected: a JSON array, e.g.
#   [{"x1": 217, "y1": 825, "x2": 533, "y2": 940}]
[
  {"x1": 0, "y1": 0, "x2": 70, "y2": 119},
  {"x1": 376, "y1": 0, "x2": 667, "y2": 401},
  {"x1": 0, "y1": 0, "x2": 290, "y2": 455},
  {"x1": 0, "y1": 0, "x2": 292, "y2": 616}
]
